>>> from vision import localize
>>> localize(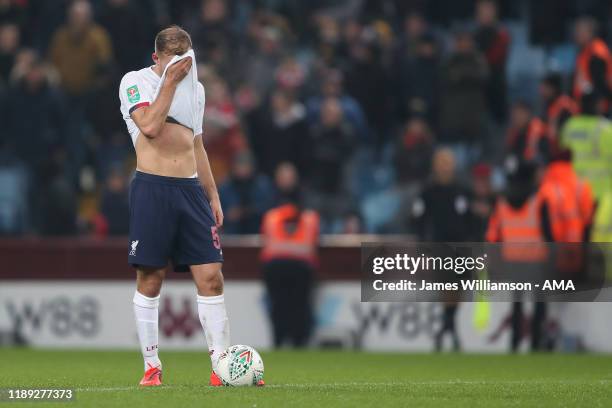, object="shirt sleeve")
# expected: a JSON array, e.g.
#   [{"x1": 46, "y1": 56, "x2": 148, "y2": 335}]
[
  {"x1": 195, "y1": 82, "x2": 205, "y2": 136},
  {"x1": 119, "y1": 71, "x2": 152, "y2": 116}
]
